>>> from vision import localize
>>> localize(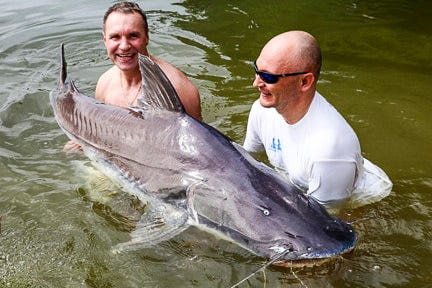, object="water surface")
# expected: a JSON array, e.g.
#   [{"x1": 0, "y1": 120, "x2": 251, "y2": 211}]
[{"x1": 0, "y1": 0, "x2": 431, "y2": 287}]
